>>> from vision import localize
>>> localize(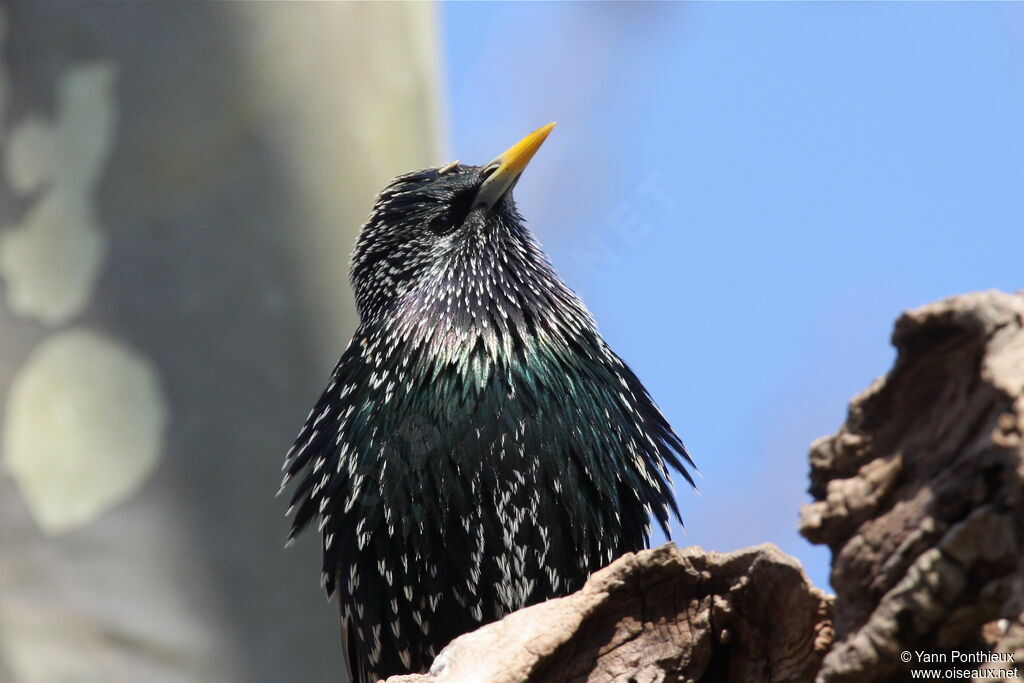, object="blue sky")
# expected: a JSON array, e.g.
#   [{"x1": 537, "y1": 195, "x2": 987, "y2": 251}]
[{"x1": 440, "y1": 1, "x2": 1024, "y2": 590}]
